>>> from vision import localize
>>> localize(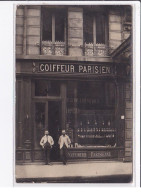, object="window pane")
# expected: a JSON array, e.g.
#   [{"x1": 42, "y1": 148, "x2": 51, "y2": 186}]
[
  {"x1": 35, "y1": 103, "x2": 45, "y2": 148},
  {"x1": 77, "y1": 81, "x2": 116, "y2": 146},
  {"x1": 66, "y1": 81, "x2": 75, "y2": 130},
  {"x1": 55, "y1": 11, "x2": 65, "y2": 41},
  {"x1": 35, "y1": 80, "x2": 48, "y2": 96},
  {"x1": 48, "y1": 81, "x2": 60, "y2": 96},
  {"x1": 96, "y1": 14, "x2": 105, "y2": 44},
  {"x1": 77, "y1": 81, "x2": 104, "y2": 109},
  {"x1": 35, "y1": 80, "x2": 60, "y2": 96},
  {"x1": 84, "y1": 13, "x2": 93, "y2": 43},
  {"x1": 107, "y1": 83, "x2": 115, "y2": 106},
  {"x1": 42, "y1": 8, "x2": 52, "y2": 41}
]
